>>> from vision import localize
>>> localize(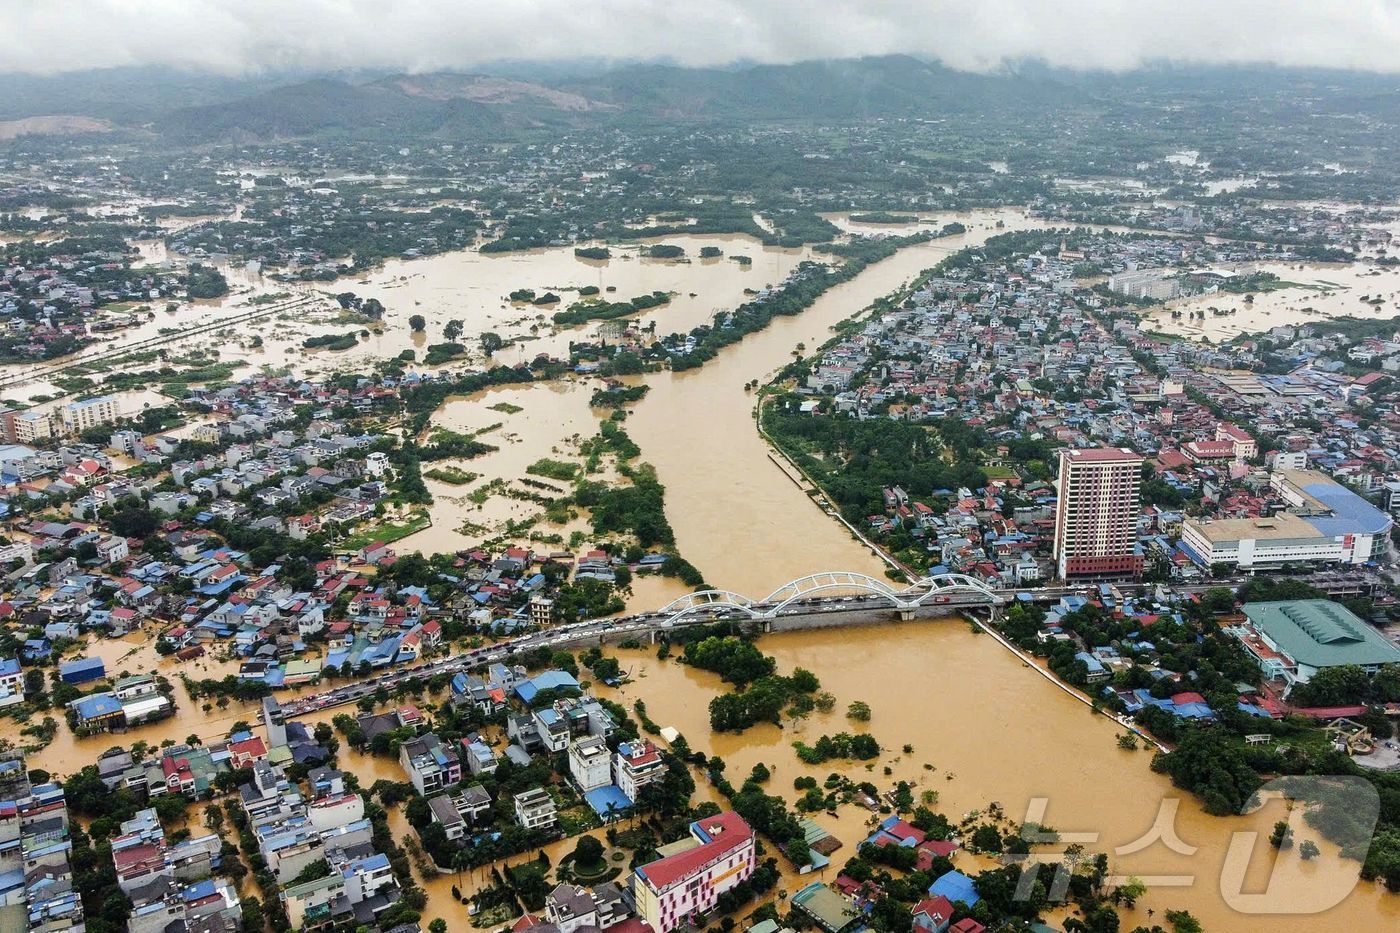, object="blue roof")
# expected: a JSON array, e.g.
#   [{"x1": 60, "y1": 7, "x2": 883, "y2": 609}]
[
  {"x1": 0, "y1": 659, "x2": 18, "y2": 677},
  {"x1": 1296, "y1": 477, "x2": 1392, "y2": 537},
  {"x1": 928, "y1": 870, "x2": 980, "y2": 906},
  {"x1": 585, "y1": 785, "x2": 634, "y2": 815},
  {"x1": 181, "y1": 878, "x2": 217, "y2": 902},
  {"x1": 59, "y1": 656, "x2": 105, "y2": 675},
  {"x1": 349, "y1": 852, "x2": 391, "y2": 873},
  {"x1": 1074, "y1": 651, "x2": 1105, "y2": 674},
  {"x1": 72, "y1": 694, "x2": 123, "y2": 719},
  {"x1": 515, "y1": 670, "x2": 580, "y2": 703}
]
